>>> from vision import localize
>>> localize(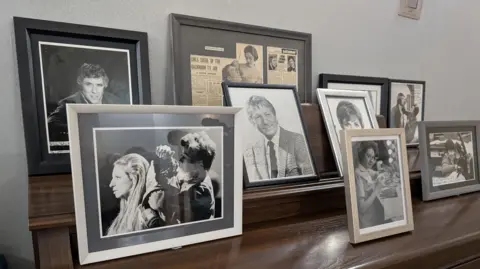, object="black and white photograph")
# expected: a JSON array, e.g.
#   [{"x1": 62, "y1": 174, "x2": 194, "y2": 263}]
[
  {"x1": 319, "y1": 74, "x2": 389, "y2": 117},
  {"x1": 287, "y1": 56, "x2": 296, "y2": 72},
  {"x1": 14, "y1": 17, "x2": 151, "y2": 175},
  {"x1": 68, "y1": 105, "x2": 243, "y2": 264},
  {"x1": 223, "y1": 83, "x2": 316, "y2": 188},
  {"x1": 419, "y1": 121, "x2": 480, "y2": 201},
  {"x1": 352, "y1": 138, "x2": 405, "y2": 232},
  {"x1": 96, "y1": 127, "x2": 223, "y2": 237},
  {"x1": 317, "y1": 88, "x2": 379, "y2": 175},
  {"x1": 389, "y1": 80, "x2": 426, "y2": 145},
  {"x1": 342, "y1": 129, "x2": 413, "y2": 243},
  {"x1": 41, "y1": 42, "x2": 133, "y2": 153},
  {"x1": 268, "y1": 54, "x2": 278, "y2": 71},
  {"x1": 234, "y1": 43, "x2": 264, "y2": 83}
]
